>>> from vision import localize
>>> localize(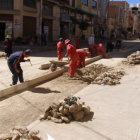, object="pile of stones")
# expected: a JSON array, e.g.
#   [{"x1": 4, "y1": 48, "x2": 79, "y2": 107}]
[
  {"x1": 40, "y1": 96, "x2": 92, "y2": 123},
  {"x1": 0, "y1": 127, "x2": 40, "y2": 140},
  {"x1": 75, "y1": 64, "x2": 125, "y2": 85},
  {"x1": 124, "y1": 51, "x2": 140, "y2": 65},
  {"x1": 93, "y1": 71, "x2": 125, "y2": 85}
]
